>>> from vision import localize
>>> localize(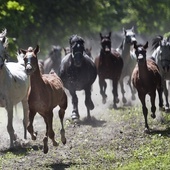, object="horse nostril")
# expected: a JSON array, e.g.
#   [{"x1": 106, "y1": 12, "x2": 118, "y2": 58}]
[{"x1": 26, "y1": 64, "x2": 32, "y2": 70}]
